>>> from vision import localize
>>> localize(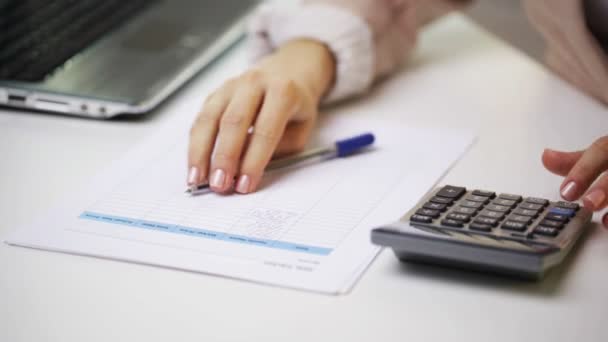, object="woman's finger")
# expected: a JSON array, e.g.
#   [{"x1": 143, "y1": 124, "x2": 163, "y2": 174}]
[
  {"x1": 209, "y1": 75, "x2": 265, "y2": 193},
  {"x1": 581, "y1": 172, "x2": 608, "y2": 211},
  {"x1": 541, "y1": 149, "x2": 584, "y2": 176},
  {"x1": 560, "y1": 136, "x2": 608, "y2": 201},
  {"x1": 187, "y1": 90, "x2": 230, "y2": 187},
  {"x1": 235, "y1": 80, "x2": 301, "y2": 194}
]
